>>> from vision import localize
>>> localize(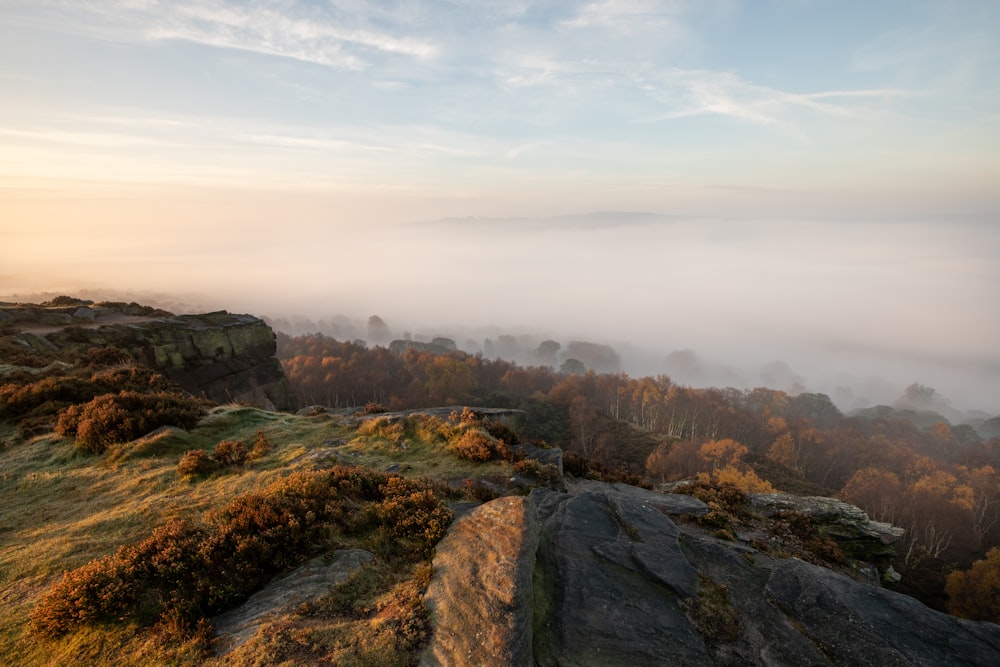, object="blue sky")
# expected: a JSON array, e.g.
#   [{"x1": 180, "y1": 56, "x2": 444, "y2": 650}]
[
  {"x1": 1, "y1": 1, "x2": 999, "y2": 409},
  {"x1": 1, "y1": 0, "x2": 997, "y2": 209}
]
